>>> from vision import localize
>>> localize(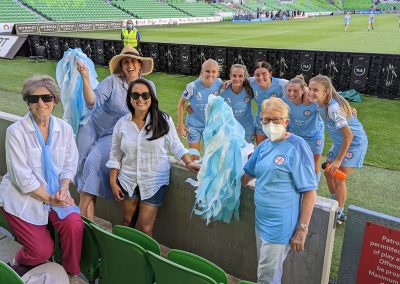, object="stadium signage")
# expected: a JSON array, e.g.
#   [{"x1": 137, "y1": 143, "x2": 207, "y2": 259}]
[
  {"x1": 39, "y1": 23, "x2": 58, "y2": 33},
  {"x1": 58, "y1": 23, "x2": 77, "y2": 32},
  {"x1": 0, "y1": 35, "x2": 18, "y2": 58},
  {"x1": 356, "y1": 222, "x2": 400, "y2": 284},
  {"x1": 77, "y1": 22, "x2": 93, "y2": 31},
  {"x1": 93, "y1": 22, "x2": 110, "y2": 30},
  {"x1": 0, "y1": 23, "x2": 14, "y2": 34},
  {"x1": 15, "y1": 17, "x2": 222, "y2": 35},
  {"x1": 300, "y1": 62, "x2": 312, "y2": 72},
  {"x1": 109, "y1": 21, "x2": 123, "y2": 29},
  {"x1": 16, "y1": 24, "x2": 38, "y2": 34},
  {"x1": 354, "y1": 65, "x2": 366, "y2": 76}
]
